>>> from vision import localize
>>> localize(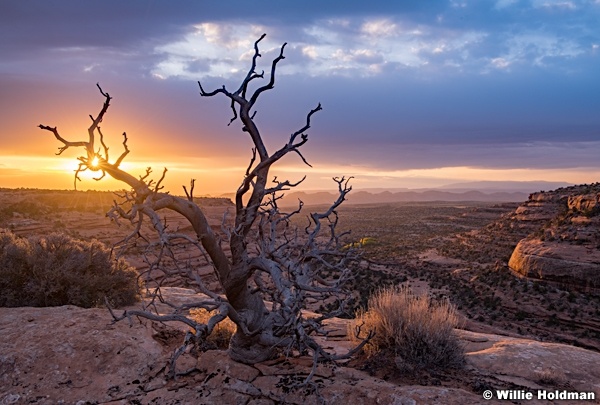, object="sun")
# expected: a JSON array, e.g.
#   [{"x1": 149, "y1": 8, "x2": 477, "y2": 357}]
[{"x1": 91, "y1": 156, "x2": 100, "y2": 168}]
